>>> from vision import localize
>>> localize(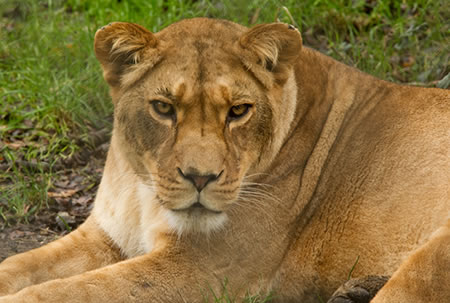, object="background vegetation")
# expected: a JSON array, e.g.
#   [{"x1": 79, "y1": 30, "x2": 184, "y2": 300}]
[{"x1": 0, "y1": 0, "x2": 448, "y2": 225}]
